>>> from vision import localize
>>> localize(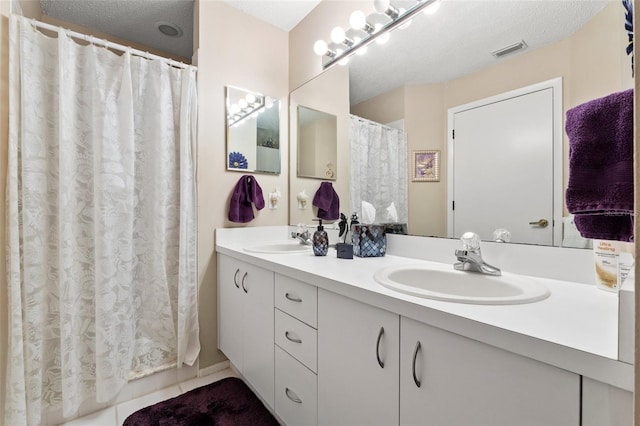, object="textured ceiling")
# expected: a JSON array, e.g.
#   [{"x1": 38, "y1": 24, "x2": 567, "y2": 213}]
[
  {"x1": 348, "y1": 0, "x2": 611, "y2": 104},
  {"x1": 38, "y1": 0, "x2": 613, "y2": 104},
  {"x1": 40, "y1": 0, "x2": 195, "y2": 59}
]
